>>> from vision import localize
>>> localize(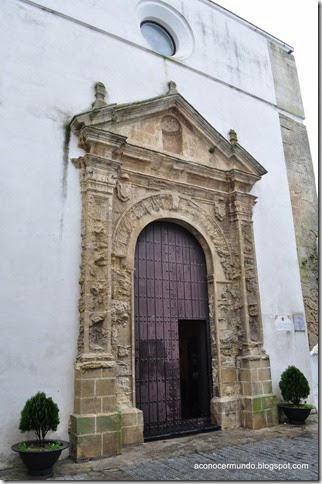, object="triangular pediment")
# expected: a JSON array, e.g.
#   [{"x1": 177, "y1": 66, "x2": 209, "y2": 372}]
[{"x1": 71, "y1": 84, "x2": 267, "y2": 178}]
